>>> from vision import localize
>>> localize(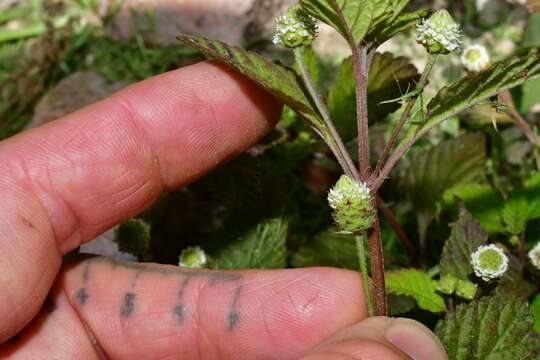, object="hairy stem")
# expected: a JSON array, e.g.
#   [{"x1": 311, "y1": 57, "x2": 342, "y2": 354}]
[
  {"x1": 352, "y1": 46, "x2": 371, "y2": 179},
  {"x1": 372, "y1": 54, "x2": 438, "y2": 180},
  {"x1": 367, "y1": 213, "x2": 387, "y2": 315},
  {"x1": 293, "y1": 47, "x2": 359, "y2": 179},
  {"x1": 356, "y1": 234, "x2": 374, "y2": 316}
]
